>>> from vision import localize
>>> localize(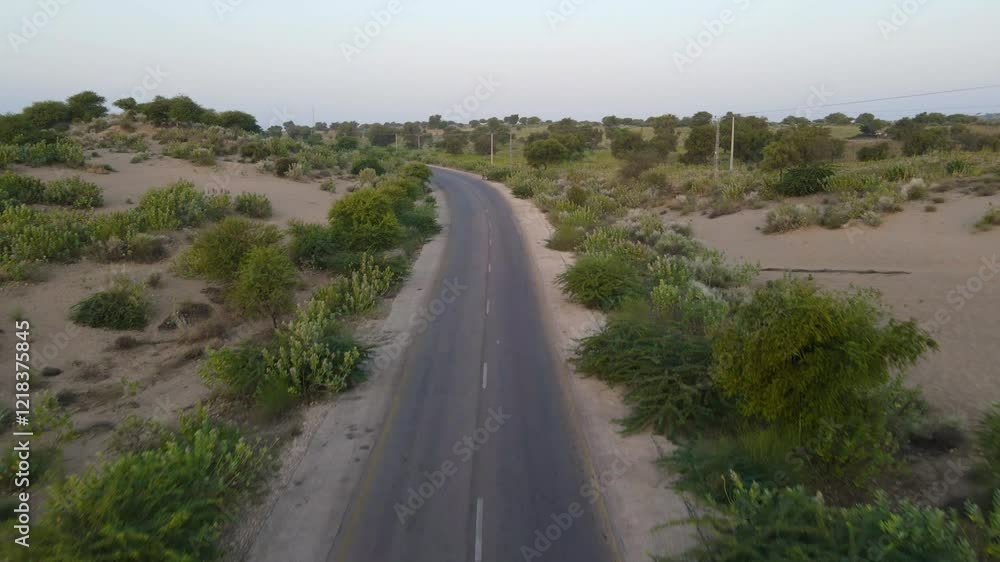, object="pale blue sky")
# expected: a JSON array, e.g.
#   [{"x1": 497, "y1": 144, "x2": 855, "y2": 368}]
[{"x1": 2, "y1": 0, "x2": 999, "y2": 124}]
